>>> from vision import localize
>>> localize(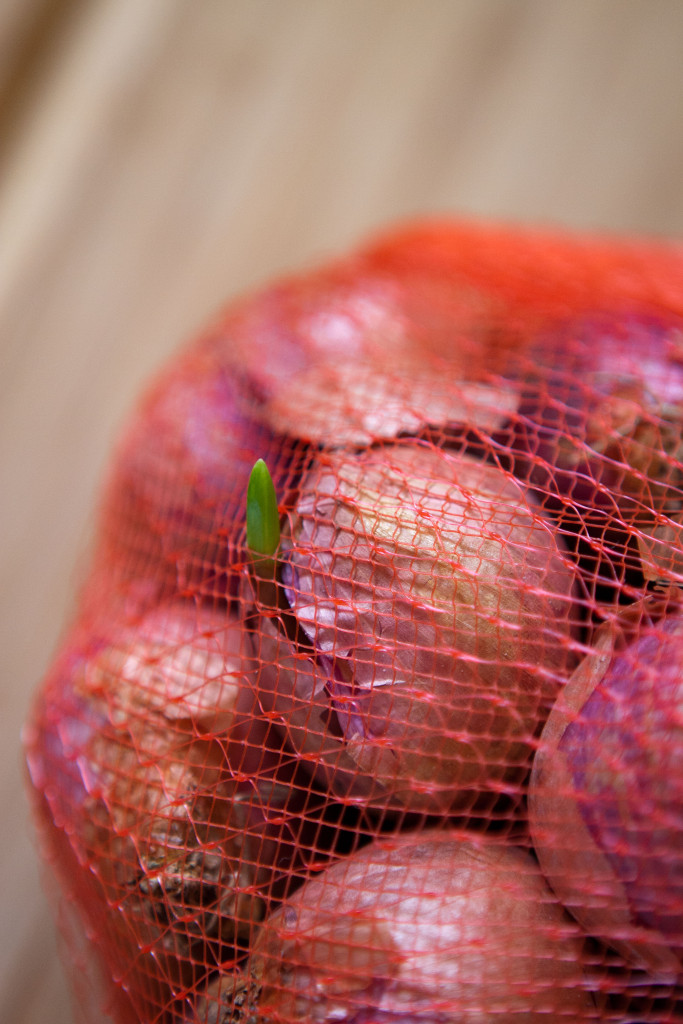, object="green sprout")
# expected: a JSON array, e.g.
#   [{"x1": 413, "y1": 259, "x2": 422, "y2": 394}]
[{"x1": 246, "y1": 458, "x2": 280, "y2": 578}]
